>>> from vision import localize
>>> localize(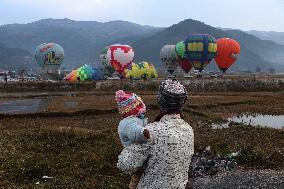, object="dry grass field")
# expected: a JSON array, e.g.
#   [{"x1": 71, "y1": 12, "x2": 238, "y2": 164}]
[{"x1": 0, "y1": 88, "x2": 283, "y2": 188}]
